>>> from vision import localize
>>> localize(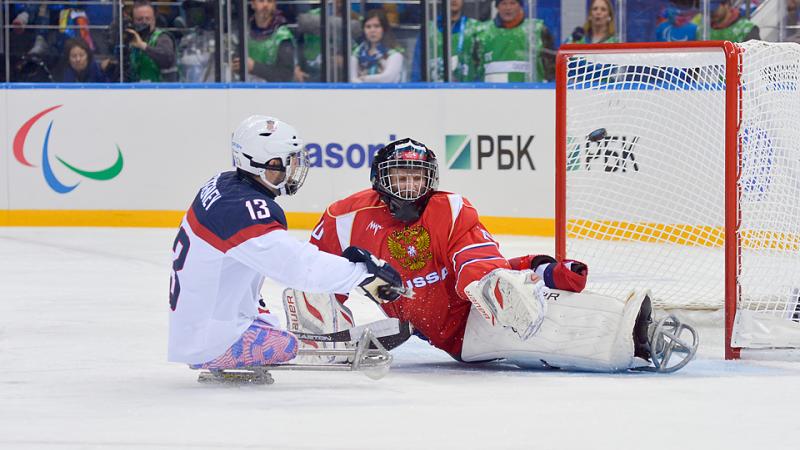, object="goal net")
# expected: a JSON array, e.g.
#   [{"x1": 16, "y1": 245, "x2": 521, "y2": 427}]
[{"x1": 555, "y1": 41, "x2": 800, "y2": 358}]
